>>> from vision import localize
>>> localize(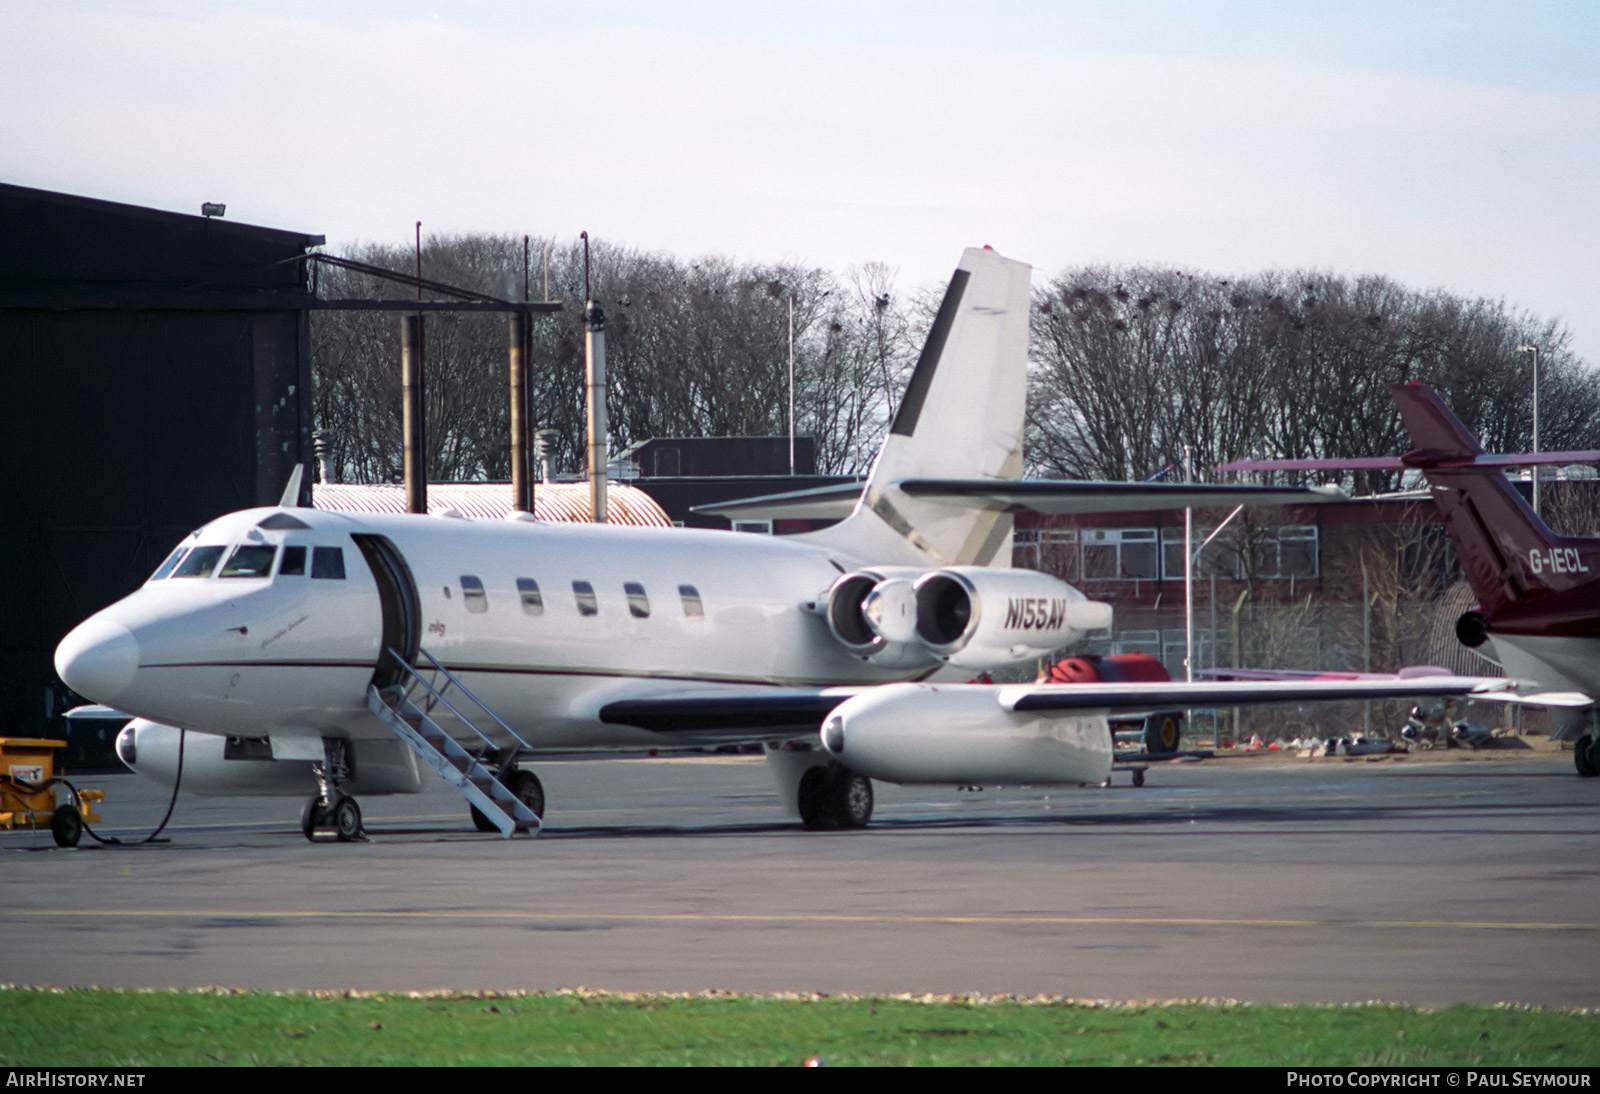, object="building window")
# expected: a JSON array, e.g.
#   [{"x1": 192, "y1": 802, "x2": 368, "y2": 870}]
[
  {"x1": 1248, "y1": 527, "x2": 1319, "y2": 579},
  {"x1": 1161, "y1": 527, "x2": 1236, "y2": 580},
  {"x1": 1082, "y1": 528, "x2": 1158, "y2": 580}
]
